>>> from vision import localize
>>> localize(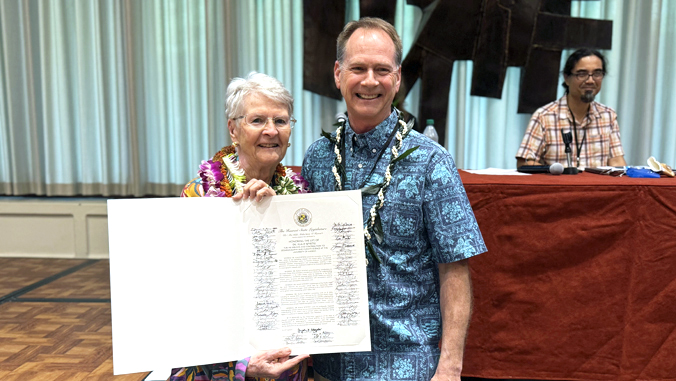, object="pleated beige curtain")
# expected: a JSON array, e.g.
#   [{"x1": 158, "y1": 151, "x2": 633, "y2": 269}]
[{"x1": 0, "y1": 0, "x2": 329, "y2": 197}]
